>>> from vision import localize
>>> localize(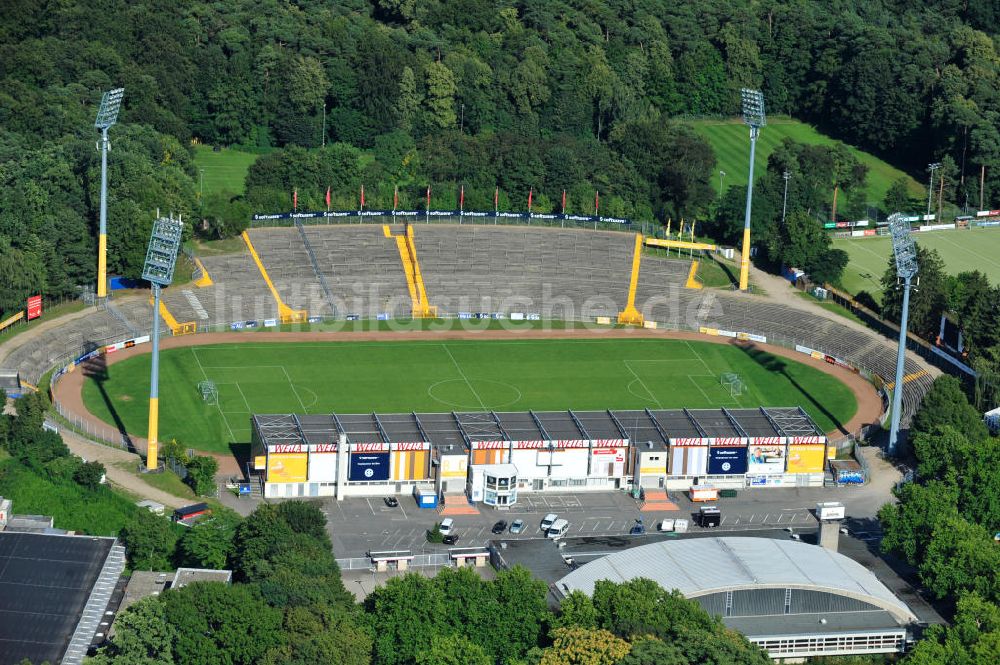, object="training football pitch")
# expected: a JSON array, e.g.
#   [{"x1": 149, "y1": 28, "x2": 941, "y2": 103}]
[
  {"x1": 833, "y1": 227, "x2": 1000, "y2": 303},
  {"x1": 81, "y1": 338, "x2": 857, "y2": 452}
]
